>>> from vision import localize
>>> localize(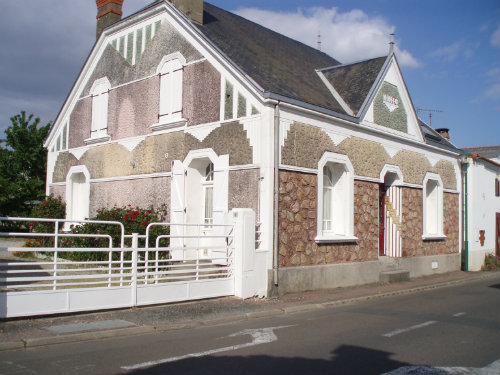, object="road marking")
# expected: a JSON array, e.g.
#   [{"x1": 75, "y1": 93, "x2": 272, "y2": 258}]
[
  {"x1": 382, "y1": 358, "x2": 500, "y2": 375},
  {"x1": 121, "y1": 325, "x2": 293, "y2": 371},
  {"x1": 452, "y1": 312, "x2": 466, "y2": 317},
  {"x1": 382, "y1": 321, "x2": 437, "y2": 338}
]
